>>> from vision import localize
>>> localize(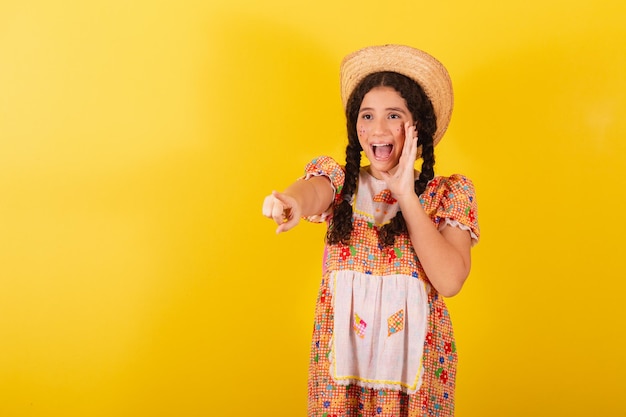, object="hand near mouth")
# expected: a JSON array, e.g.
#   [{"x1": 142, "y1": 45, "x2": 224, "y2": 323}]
[{"x1": 380, "y1": 121, "x2": 419, "y2": 201}]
